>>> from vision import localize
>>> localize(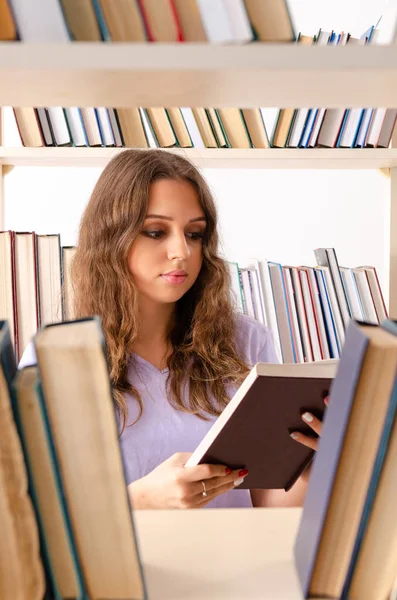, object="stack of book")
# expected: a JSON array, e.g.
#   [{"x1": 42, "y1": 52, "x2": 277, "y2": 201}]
[
  {"x1": 229, "y1": 249, "x2": 387, "y2": 364},
  {"x1": 295, "y1": 318, "x2": 397, "y2": 600},
  {"x1": 0, "y1": 318, "x2": 146, "y2": 599},
  {"x1": 0, "y1": 0, "x2": 295, "y2": 43},
  {"x1": 0, "y1": 231, "x2": 75, "y2": 361}
]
